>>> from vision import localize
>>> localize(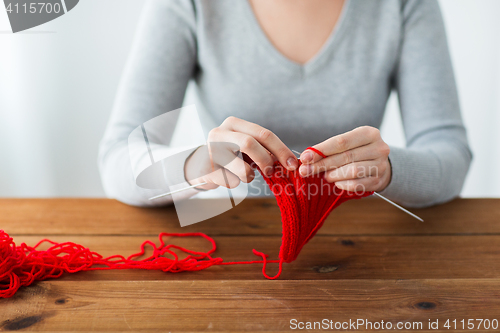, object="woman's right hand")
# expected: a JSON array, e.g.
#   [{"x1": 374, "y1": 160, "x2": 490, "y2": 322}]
[{"x1": 184, "y1": 116, "x2": 298, "y2": 190}]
